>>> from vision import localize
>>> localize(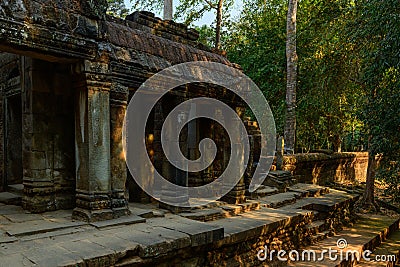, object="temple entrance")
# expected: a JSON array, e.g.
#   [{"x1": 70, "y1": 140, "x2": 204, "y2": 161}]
[
  {"x1": 5, "y1": 93, "x2": 23, "y2": 187},
  {"x1": 0, "y1": 52, "x2": 76, "y2": 210}
]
